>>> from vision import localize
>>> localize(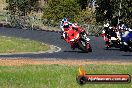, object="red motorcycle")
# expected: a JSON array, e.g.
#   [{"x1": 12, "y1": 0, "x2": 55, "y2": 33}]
[{"x1": 62, "y1": 25, "x2": 92, "y2": 52}]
